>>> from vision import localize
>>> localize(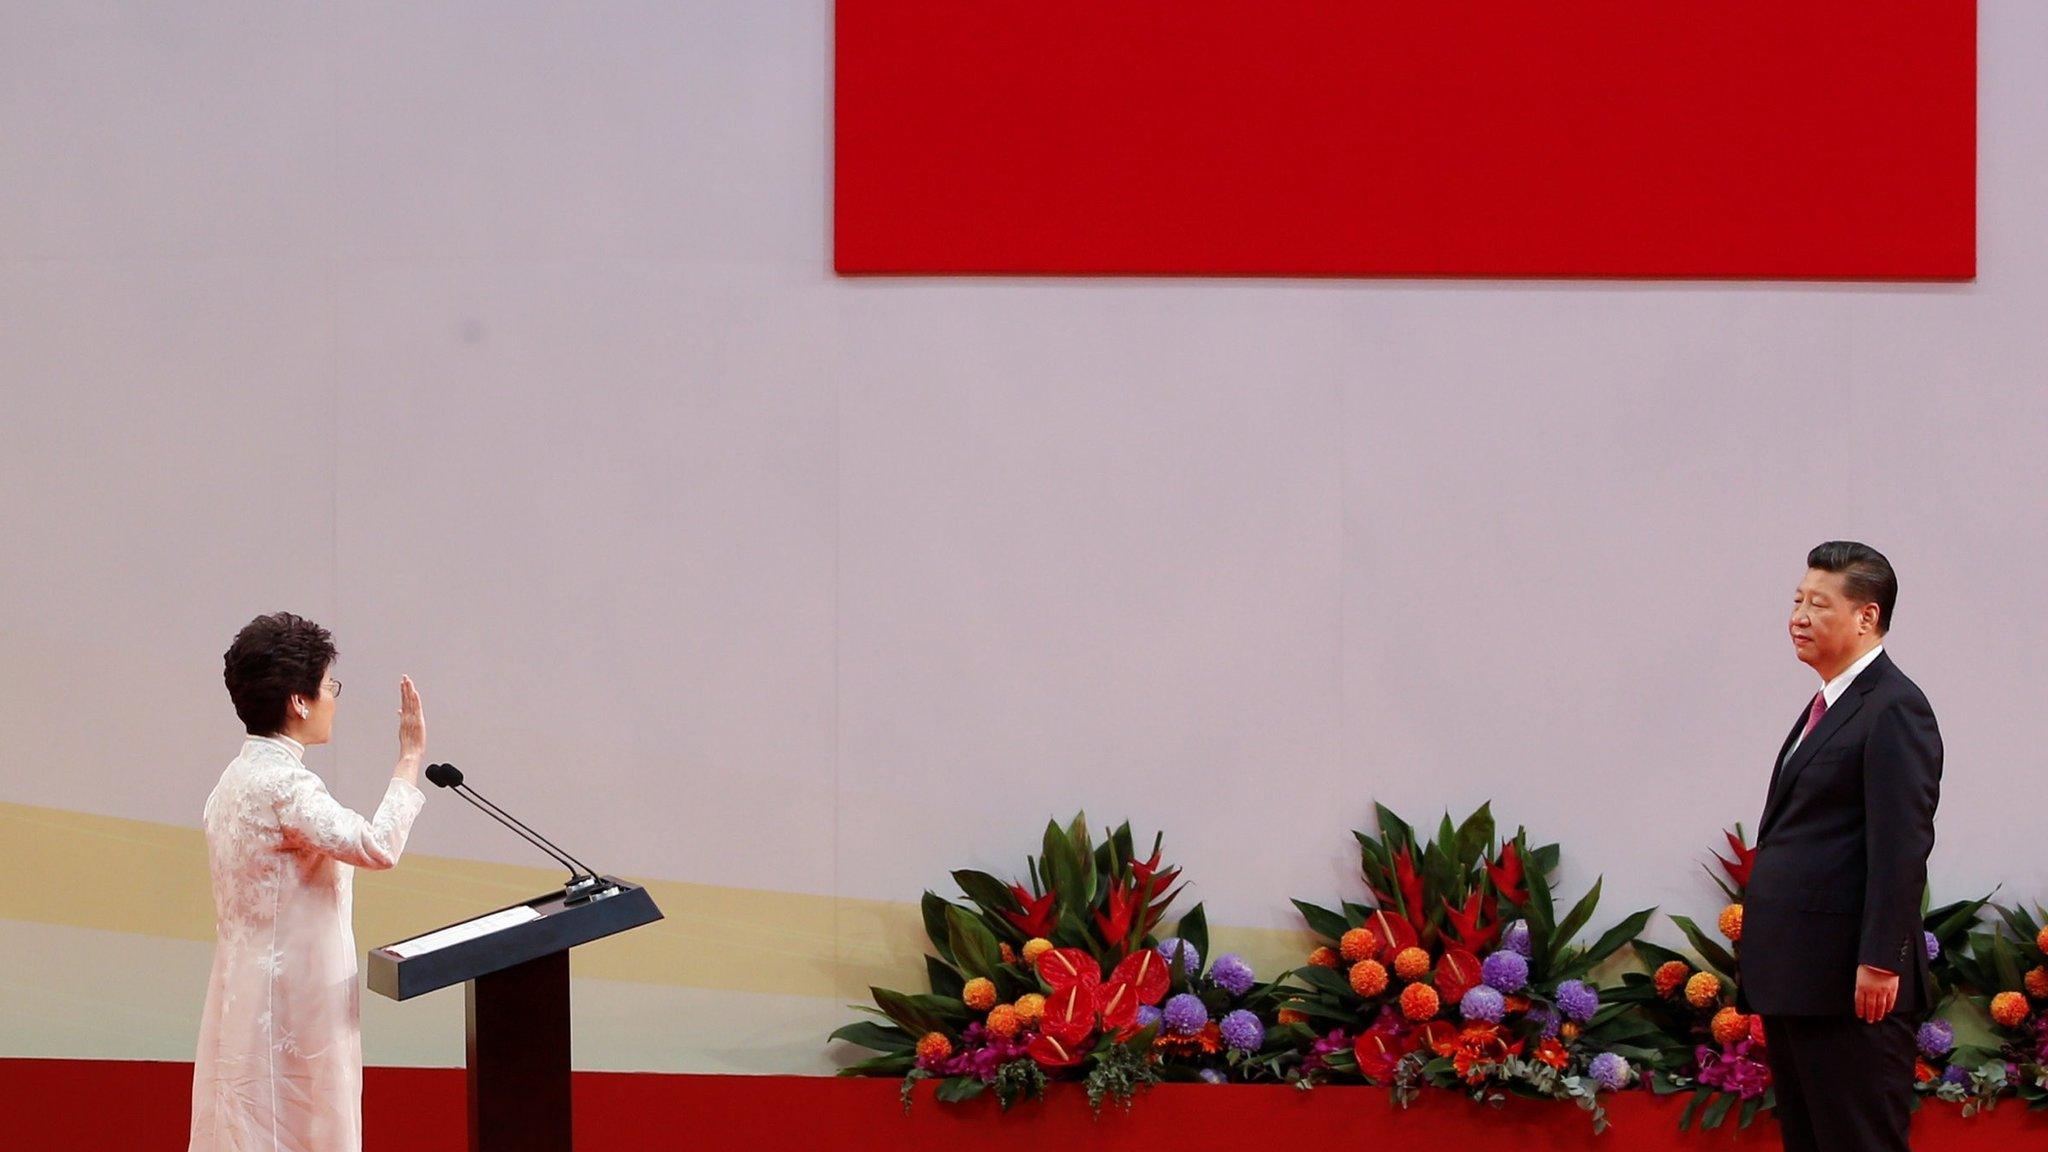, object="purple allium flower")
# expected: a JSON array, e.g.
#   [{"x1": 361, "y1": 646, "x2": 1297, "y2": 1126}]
[
  {"x1": 1527, "y1": 1003, "x2": 1562, "y2": 1038},
  {"x1": 1588, "y1": 1051, "x2": 1631, "y2": 1091},
  {"x1": 1136, "y1": 1004, "x2": 1163, "y2": 1030},
  {"x1": 1210, "y1": 953, "x2": 1256, "y2": 997},
  {"x1": 1925, "y1": 931, "x2": 1941, "y2": 961},
  {"x1": 1501, "y1": 920, "x2": 1533, "y2": 957},
  {"x1": 1941, "y1": 1065, "x2": 1972, "y2": 1088},
  {"x1": 1917, "y1": 1019, "x2": 1955, "y2": 1058},
  {"x1": 1198, "y1": 1068, "x2": 1228, "y2": 1084},
  {"x1": 1460, "y1": 984, "x2": 1506, "y2": 1023},
  {"x1": 1162, "y1": 992, "x2": 1209, "y2": 1036},
  {"x1": 1556, "y1": 979, "x2": 1600, "y2": 1023},
  {"x1": 1481, "y1": 949, "x2": 1529, "y2": 993},
  {"x1": 1220, "y1": 1009, "x2": 1265, "y2": 1052},
  {"x1": 1156, "y1": 937, "x2": 1202, "y2": 976}
]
